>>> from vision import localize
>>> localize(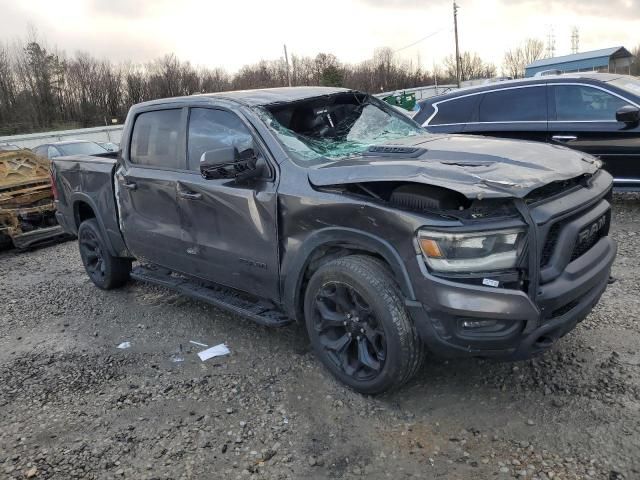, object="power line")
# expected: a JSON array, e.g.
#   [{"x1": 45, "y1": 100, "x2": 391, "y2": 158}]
[{"x1": 393, "y1": 28, "x2": 449, "y2": 54}]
